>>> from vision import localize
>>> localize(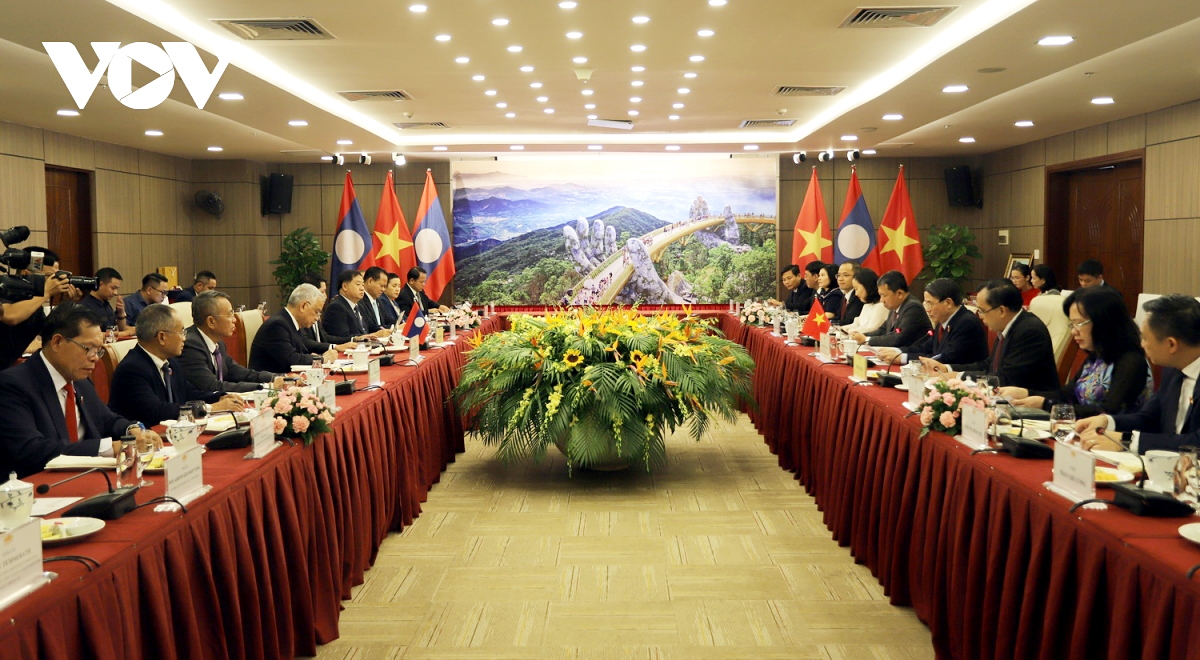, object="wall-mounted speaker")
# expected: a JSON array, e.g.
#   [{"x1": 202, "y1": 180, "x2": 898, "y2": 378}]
[
  {"x1": 261, "y1": 173, "x2": 294, "y2": 215},
  {"x1": 944, "y1": 166, "x2": 980, "y2": 208}
]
